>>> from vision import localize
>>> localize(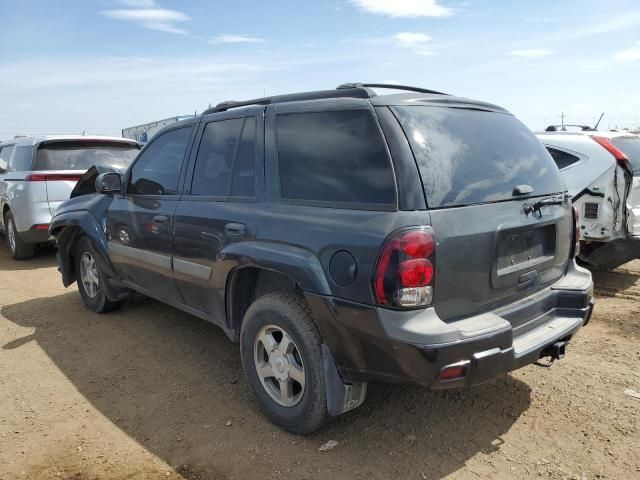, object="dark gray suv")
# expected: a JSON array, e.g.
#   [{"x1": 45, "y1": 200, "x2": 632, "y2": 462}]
[{"x1": 50, "y1": 83, "x2": 594, "y2": 434}]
